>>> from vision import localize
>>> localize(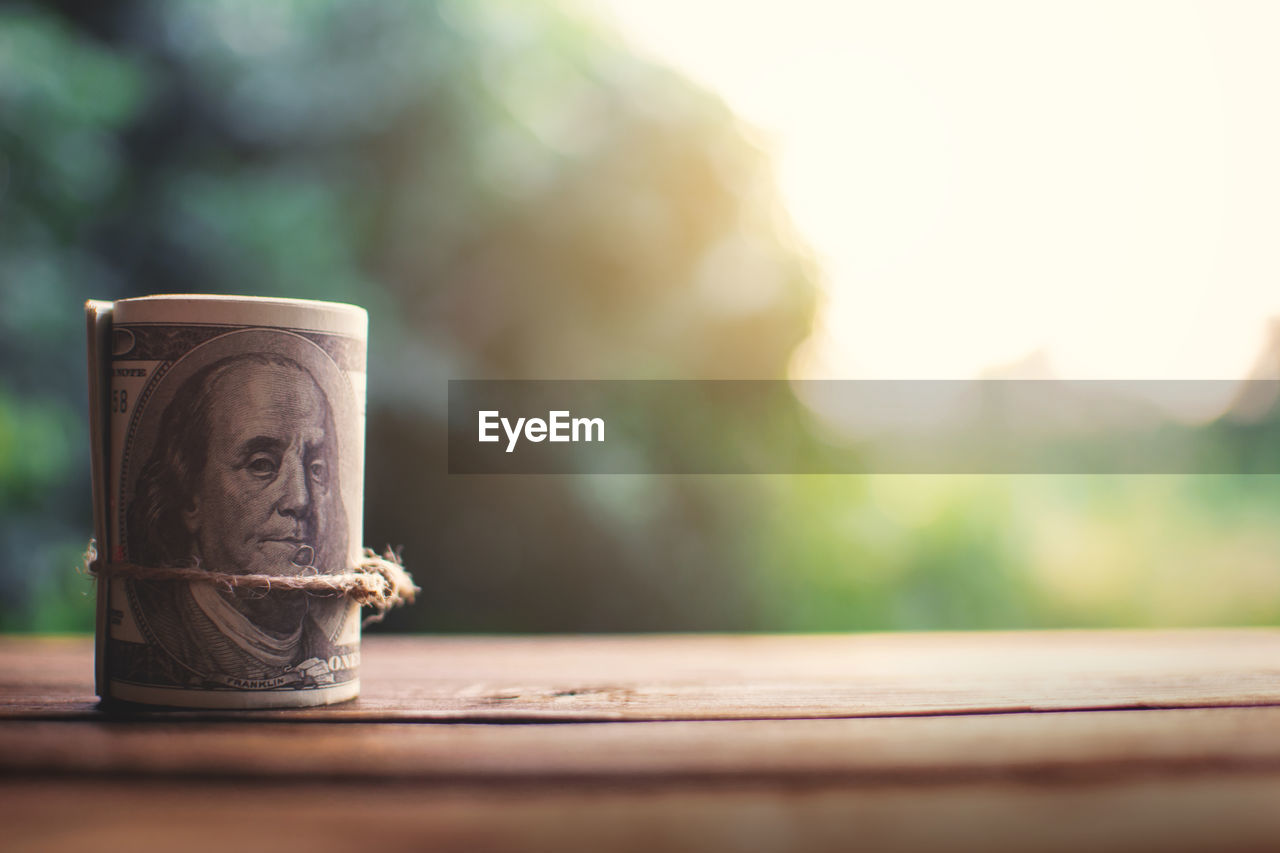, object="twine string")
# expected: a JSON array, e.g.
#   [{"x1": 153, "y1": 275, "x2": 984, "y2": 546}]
[{"x1": 84, "y1": 542, "x2": 417, "y2": 624}]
